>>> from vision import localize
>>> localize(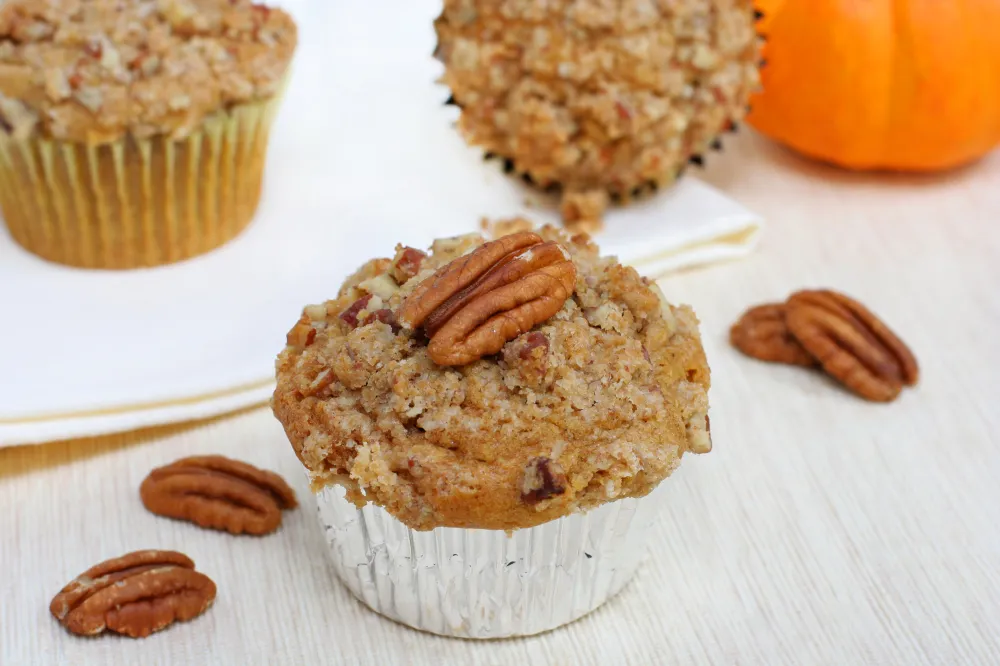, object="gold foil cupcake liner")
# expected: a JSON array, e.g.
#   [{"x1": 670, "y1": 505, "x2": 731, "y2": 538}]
[{"x1": 0, "y1": 96, "x2": 282, "y2": 270}]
